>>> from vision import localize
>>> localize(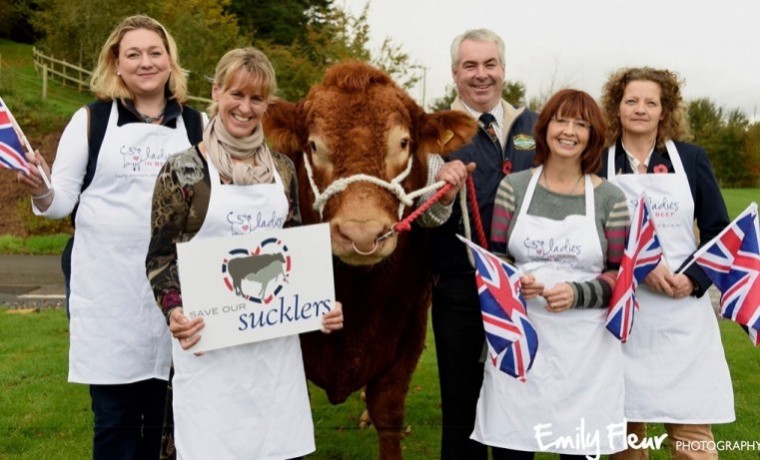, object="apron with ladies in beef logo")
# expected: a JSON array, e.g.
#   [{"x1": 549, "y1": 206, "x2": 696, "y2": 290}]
[
  {"x1": 606, "y1": 141, "x2": 734, "y2": 423},
  {"x1": 472, "y1": 167, "x2": 626, "y2": 455}
]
